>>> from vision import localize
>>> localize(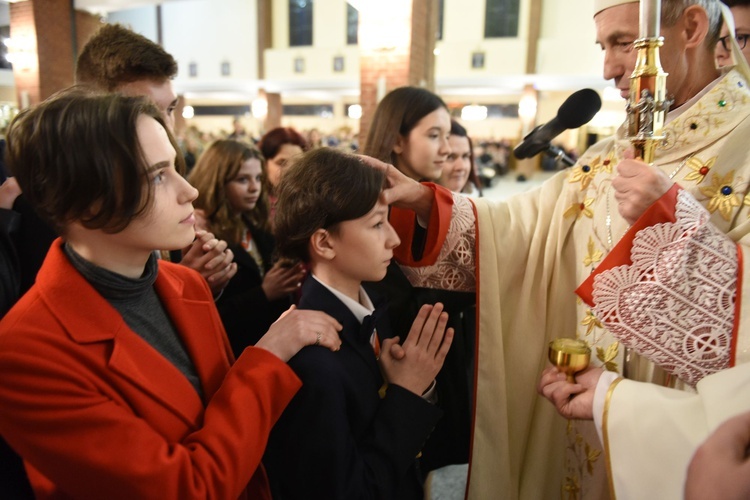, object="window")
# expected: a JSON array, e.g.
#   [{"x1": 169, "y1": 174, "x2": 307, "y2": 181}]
[
  {"x1": 192, "y1": 105, "x2": 251, "y2": 116},
  {"x1": 282, "y1": 104, "x2": 334, "y2": 117},
  {"x1": 0, "y1": 26, "x2": 11, "y2": 70},
  {"x1": 436, "y1": 0, "x2": 444, "y2": 41},
  {"x1": 471, "y1": 52, "x2": 485, "y2": 69},
  {"x1": 448, "y1": 103, "x2": 519, "y2": 119},
  {"x1": 347, "y1": 4, "x2": 358, "y2": 45},
  {"x1": 289, "y1": 0, "x2": 313, "y2": 47},
  {"x1": 486, "y1": 104, "x2": 520, "y2": 118},
  {"x1": 333, "y1": 56, "x2": 345, "y2": 72},
  {"x1": 484, "y1": 0, "x2": 519, "y2": 38}
]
